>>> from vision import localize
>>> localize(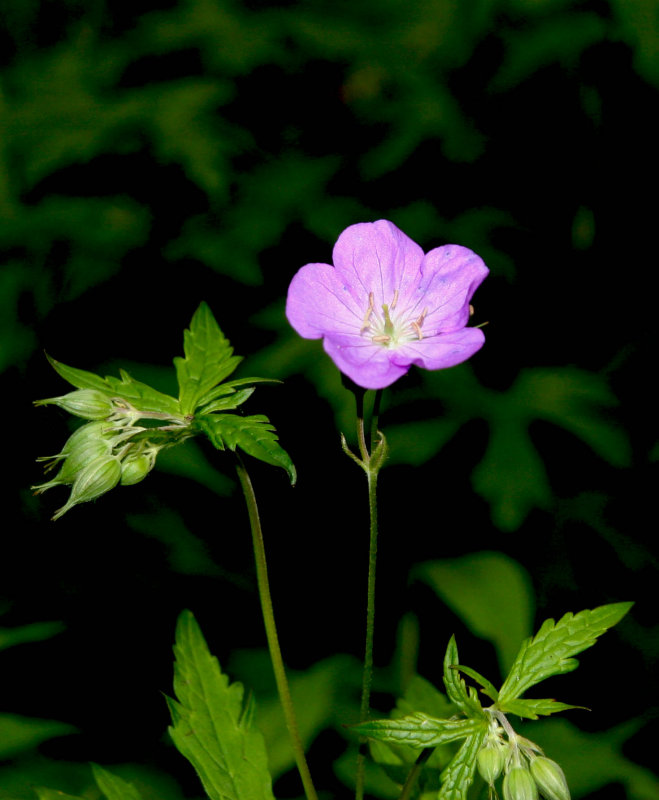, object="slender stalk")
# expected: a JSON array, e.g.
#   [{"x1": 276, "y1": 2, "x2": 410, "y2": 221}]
[
  {"x1": 235, "y1": 455, "x2": 319, "y2": 800},
  {"x1": 398, "y1": 748, "x2": 434, "y2": 800},
  {"x1": 354, "y1": 388, "x2": 383, "y2": 800}
]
